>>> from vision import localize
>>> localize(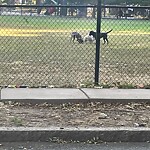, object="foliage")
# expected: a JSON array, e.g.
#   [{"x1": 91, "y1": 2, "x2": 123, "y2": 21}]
[
  {"x1": 11, "y1": 117, "x2": 23, "y2": 126},
  {"x1": 67, "y1": 0, "x2": 149, "y2": 6},
  {"x1": 2, "y1": 0, "x2": 149, "y2": 5},
  {"x1": 102, "y1": 0, "x2": 150, "y2": 5}
]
